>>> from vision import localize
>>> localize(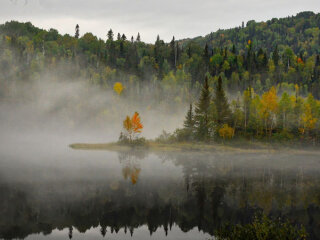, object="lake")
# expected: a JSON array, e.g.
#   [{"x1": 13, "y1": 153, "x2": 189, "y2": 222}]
[{"x1": 1, "y1": 136, "x2": 320, "y2": 239}]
